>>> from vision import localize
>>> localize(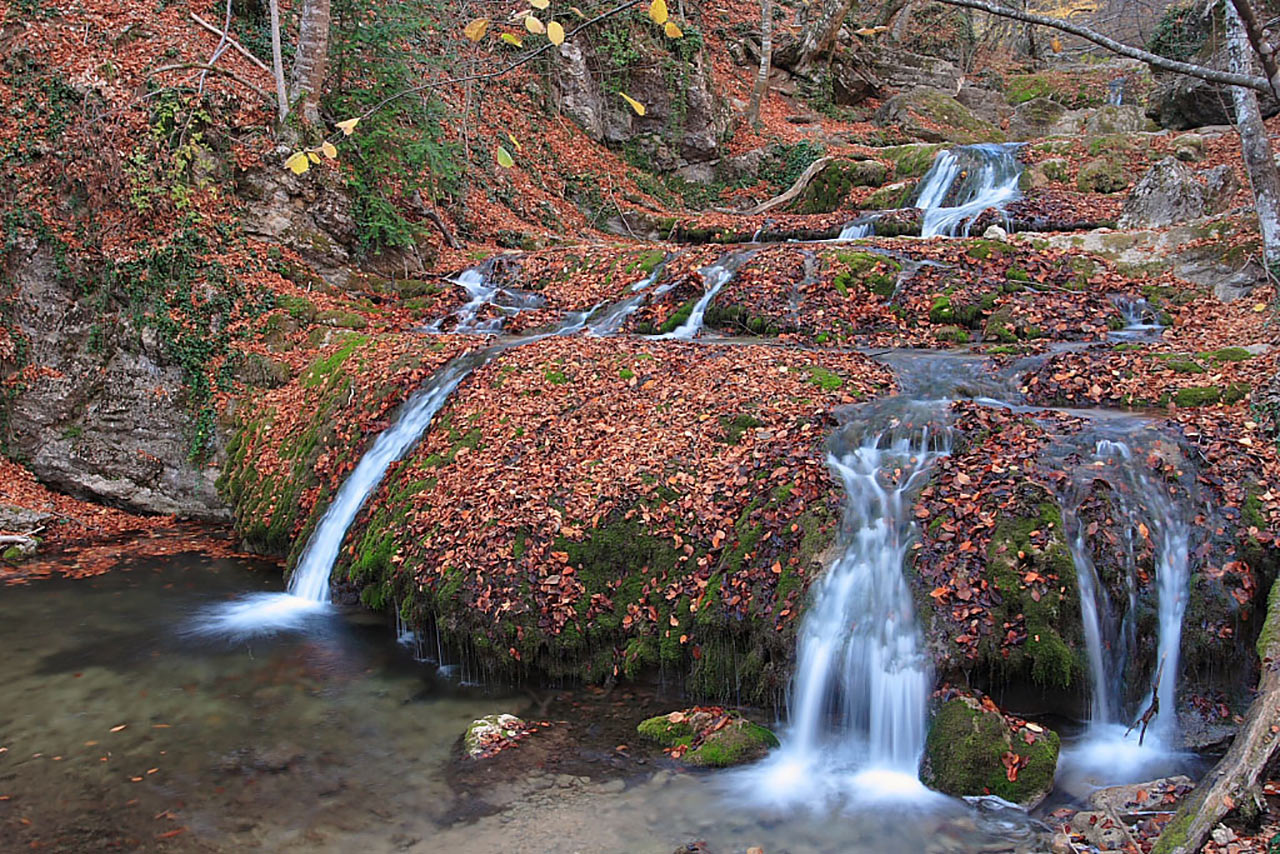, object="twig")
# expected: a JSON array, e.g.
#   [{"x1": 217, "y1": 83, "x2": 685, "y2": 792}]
[
  {"x1": 148, "y1": 64, "x2": 273, "y2": 105},
  {"x1": 190, "y1": 12, "x2": 272, "y2": 75}
]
